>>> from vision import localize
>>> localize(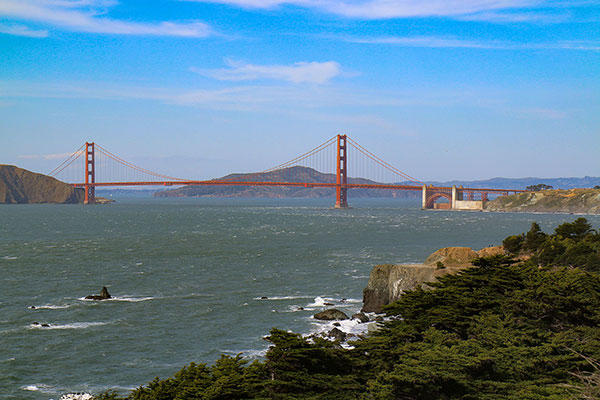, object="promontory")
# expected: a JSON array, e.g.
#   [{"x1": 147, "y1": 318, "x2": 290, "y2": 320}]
[
  {"x1": 485, "y1": 188, "x2": 600, "y2": 214},
  {"x1": 0, "y1": 165, "x2": 84, "y2": 204}
]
